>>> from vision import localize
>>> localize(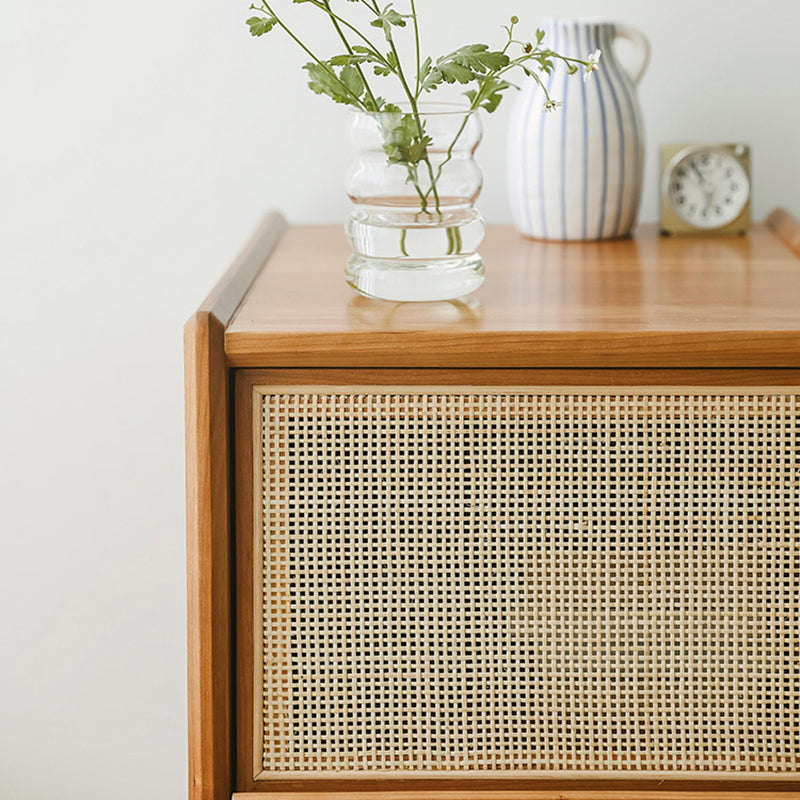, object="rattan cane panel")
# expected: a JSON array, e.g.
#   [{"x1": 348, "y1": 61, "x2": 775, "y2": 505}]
[{"x1": 257, "y1": 389, "x2": 799, "y2": 775}]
